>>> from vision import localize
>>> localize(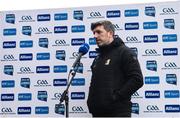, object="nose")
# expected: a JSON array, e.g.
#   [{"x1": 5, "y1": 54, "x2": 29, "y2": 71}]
[{"x1": 94, "y1": 32, "x2": 99, "y2": 38}]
